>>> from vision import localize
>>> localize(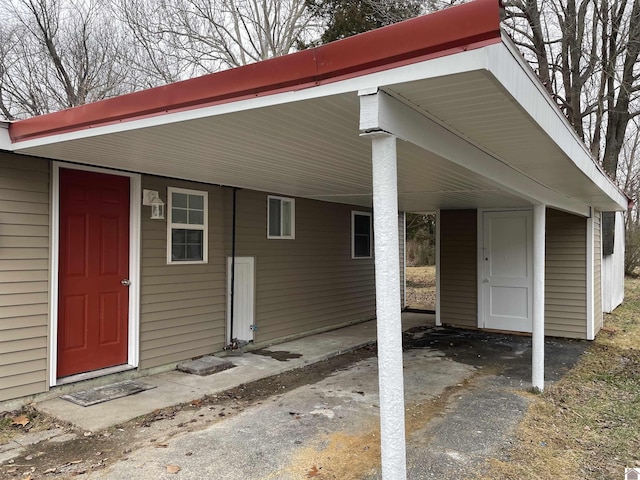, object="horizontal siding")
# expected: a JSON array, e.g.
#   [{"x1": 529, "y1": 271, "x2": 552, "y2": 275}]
[
  {"x1": 594, "y1": 211, "x2": 603, "y2": 333},
  {"x1": 236, "y1": 189, "x2": 375, "y2": 344},
  {"x1": 139, "y1": 177, "x2": 376, "y2": 368},
  {"x1": 0, "y1": 153, "x2": 49, "y2": 402},
  {"x1": 545, "y1": 209, "x2": 587, "y2": 339},
  {"x1": 440, "y1": 210, "x2": 477, "y2": 327},
  {"x1": 139, "y1": 177, "x2": 229, "y2": 369}
]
